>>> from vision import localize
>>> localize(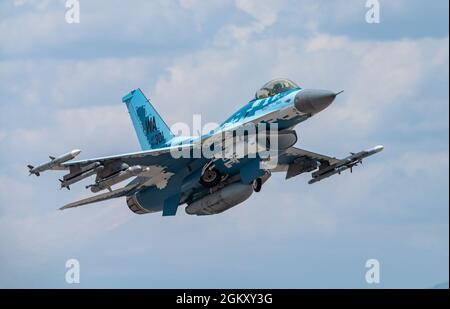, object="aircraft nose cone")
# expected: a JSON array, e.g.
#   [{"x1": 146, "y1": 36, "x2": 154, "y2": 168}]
[{"x1": 294, "y1": 89, "x2": 337, "y2": 114}]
